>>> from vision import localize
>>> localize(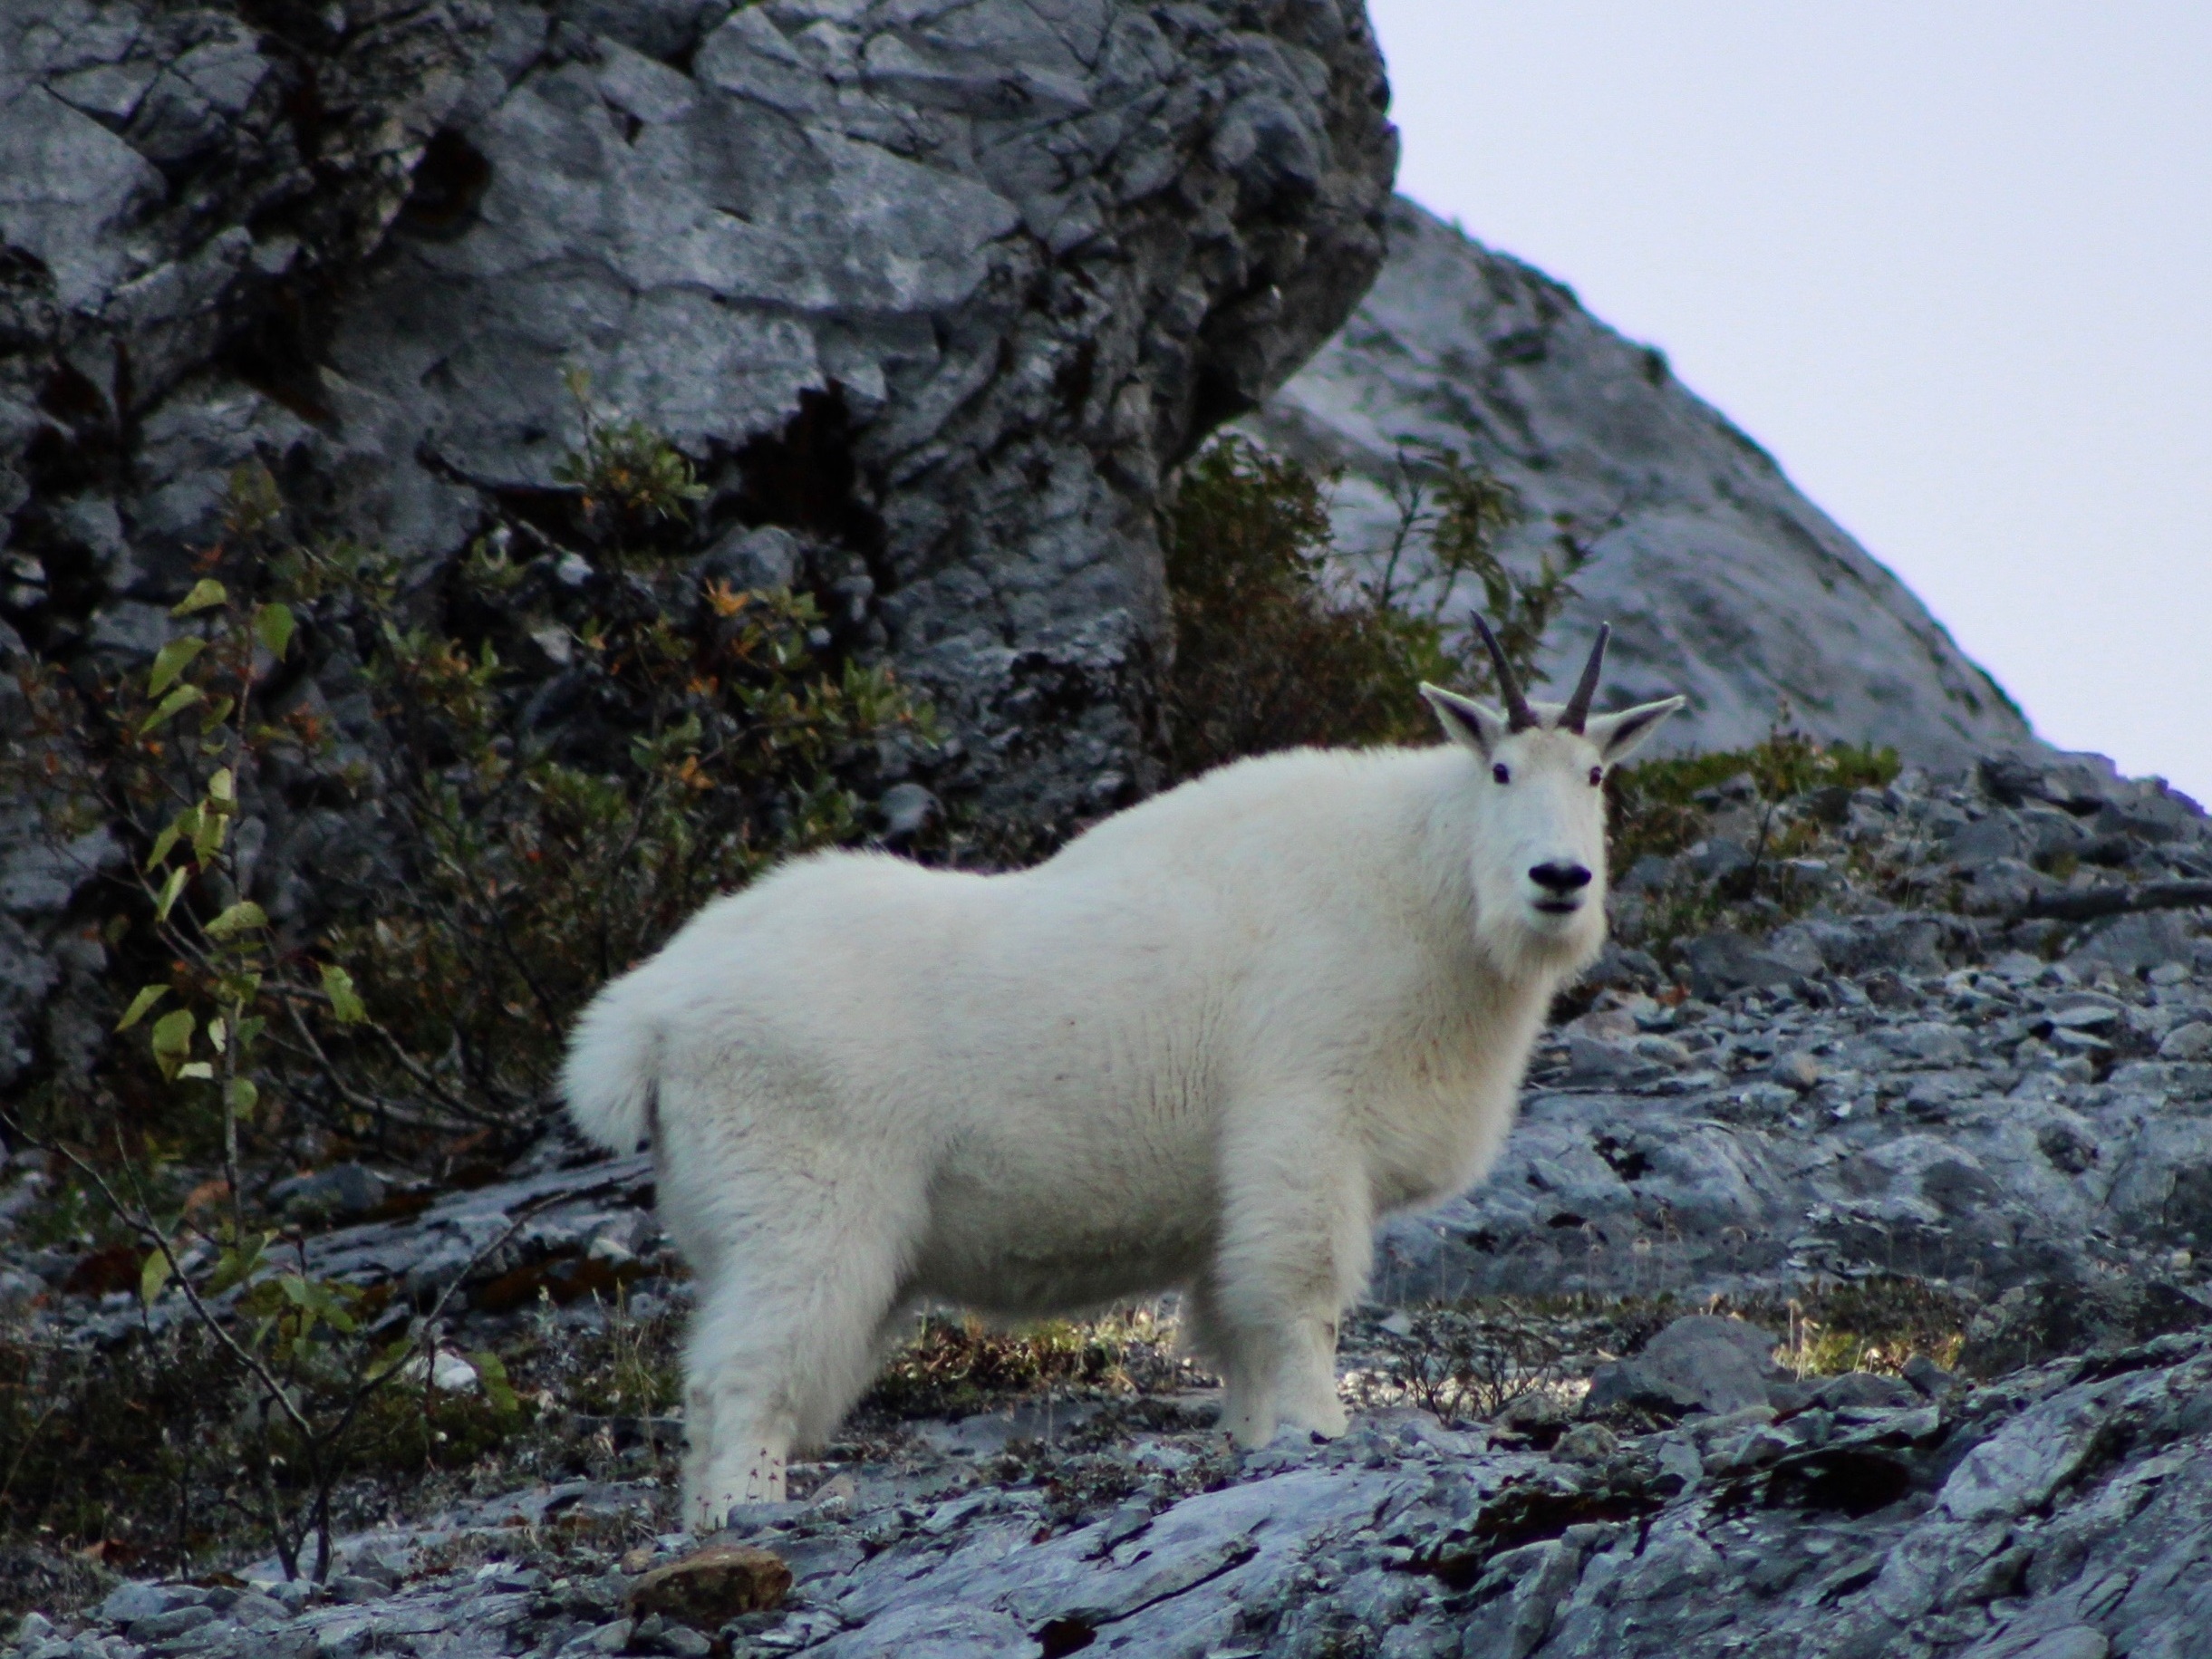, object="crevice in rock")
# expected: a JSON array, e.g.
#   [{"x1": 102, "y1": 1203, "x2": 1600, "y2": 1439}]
[
  {"x1": 395, "y1": 129, "x2": 495, "y2": 242},
  {"x1": 725, "y1": 387, "x2": 893, "y2": 593}
]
